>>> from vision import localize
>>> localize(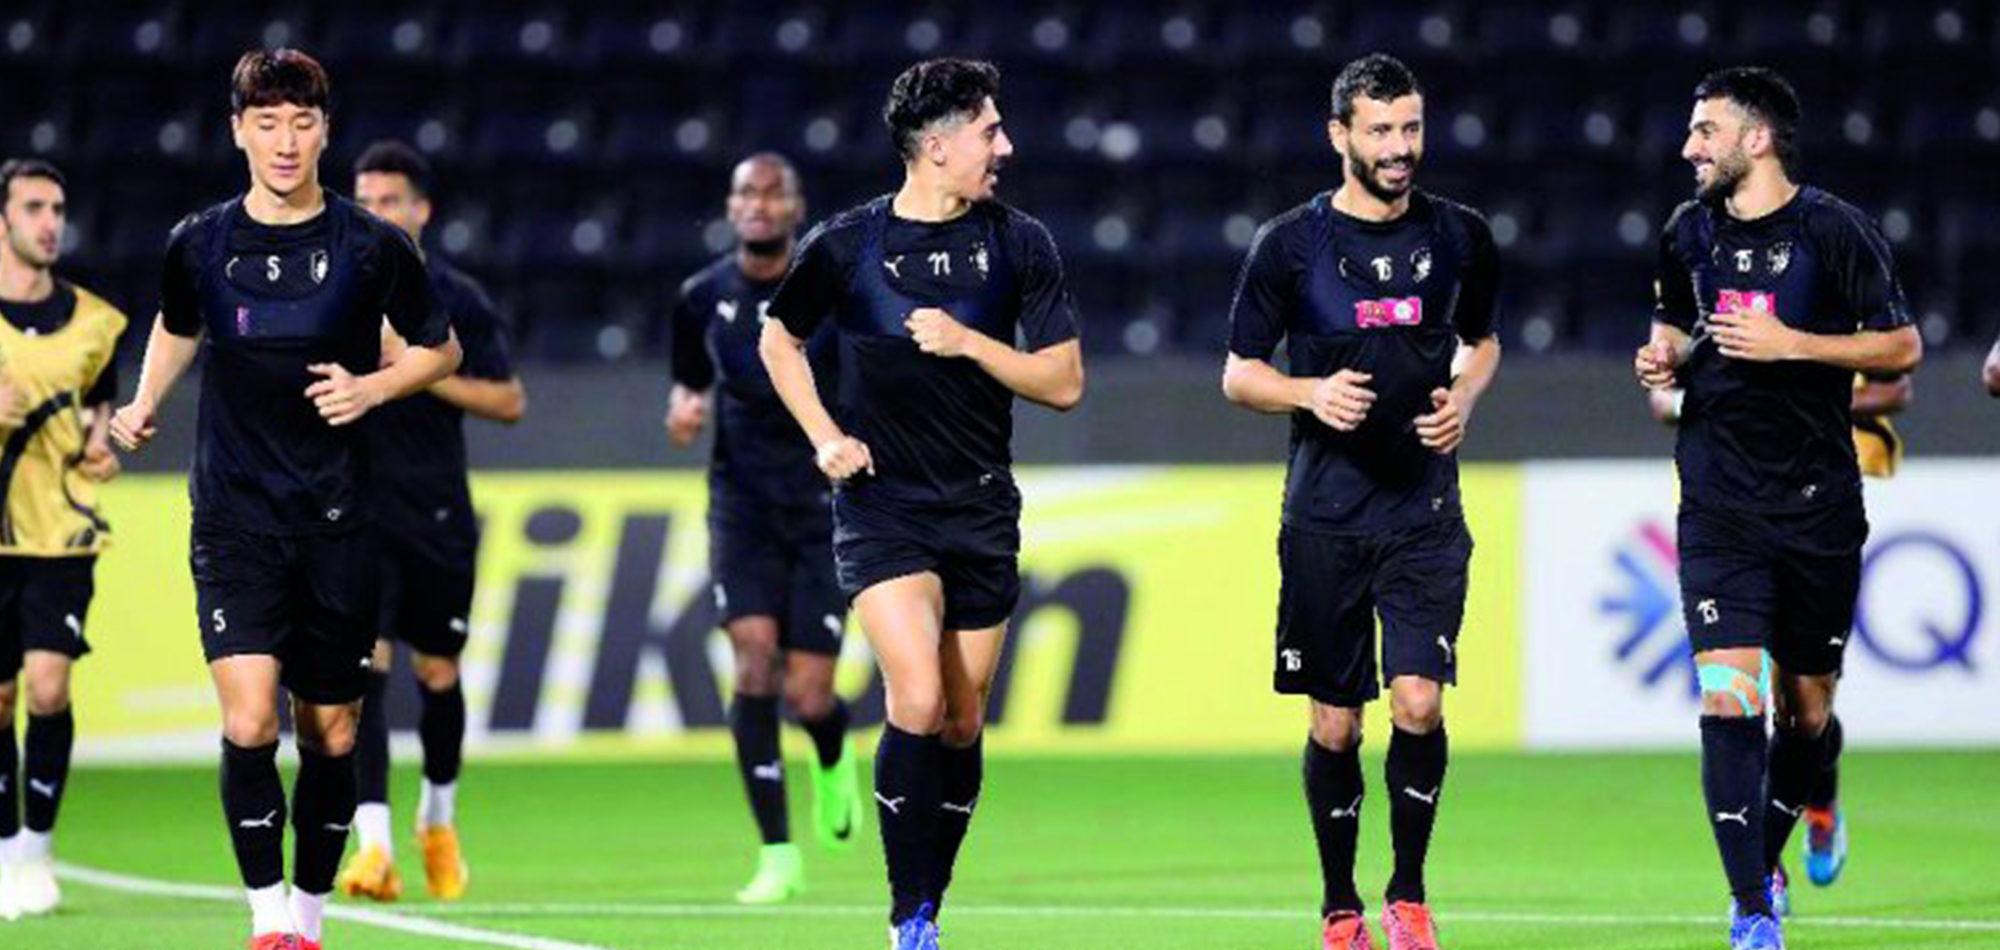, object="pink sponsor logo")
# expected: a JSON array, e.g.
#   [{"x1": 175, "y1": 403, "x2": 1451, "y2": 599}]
[
  {"x1": 1354, "y1": 296, "x2": 1423, "y2": 329},
  {"x1": 1715, "y1": 289, "x2": 1777, "y2": 318}
]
